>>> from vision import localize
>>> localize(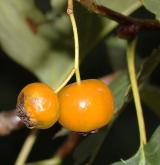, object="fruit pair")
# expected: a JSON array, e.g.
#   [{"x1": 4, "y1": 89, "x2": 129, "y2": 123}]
[{"x1": 16, "y1": 79, "x2": 114, "y2": 132}]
